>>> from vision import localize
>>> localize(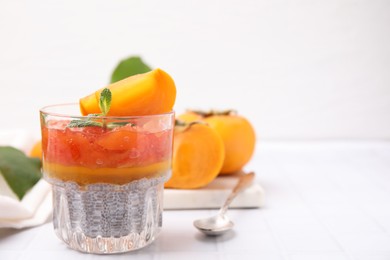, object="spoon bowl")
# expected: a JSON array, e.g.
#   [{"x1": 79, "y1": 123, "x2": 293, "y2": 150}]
[
  {"x1": 193, "y1": 172, "x2": 255, "y2": 236},
  {"x1": 193, "y1": 215, "x2": 234, "y2": 236}
]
